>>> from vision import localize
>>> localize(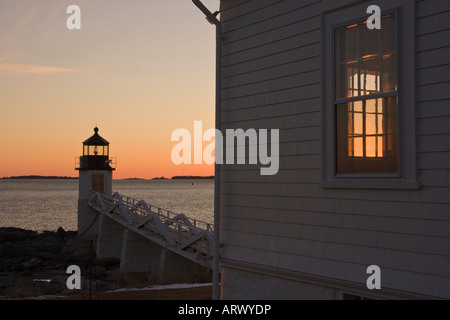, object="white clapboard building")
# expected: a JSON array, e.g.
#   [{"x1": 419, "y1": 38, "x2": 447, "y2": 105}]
[{"x1": 214, "y1": 0, "x2": 450, "y2": 299}]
